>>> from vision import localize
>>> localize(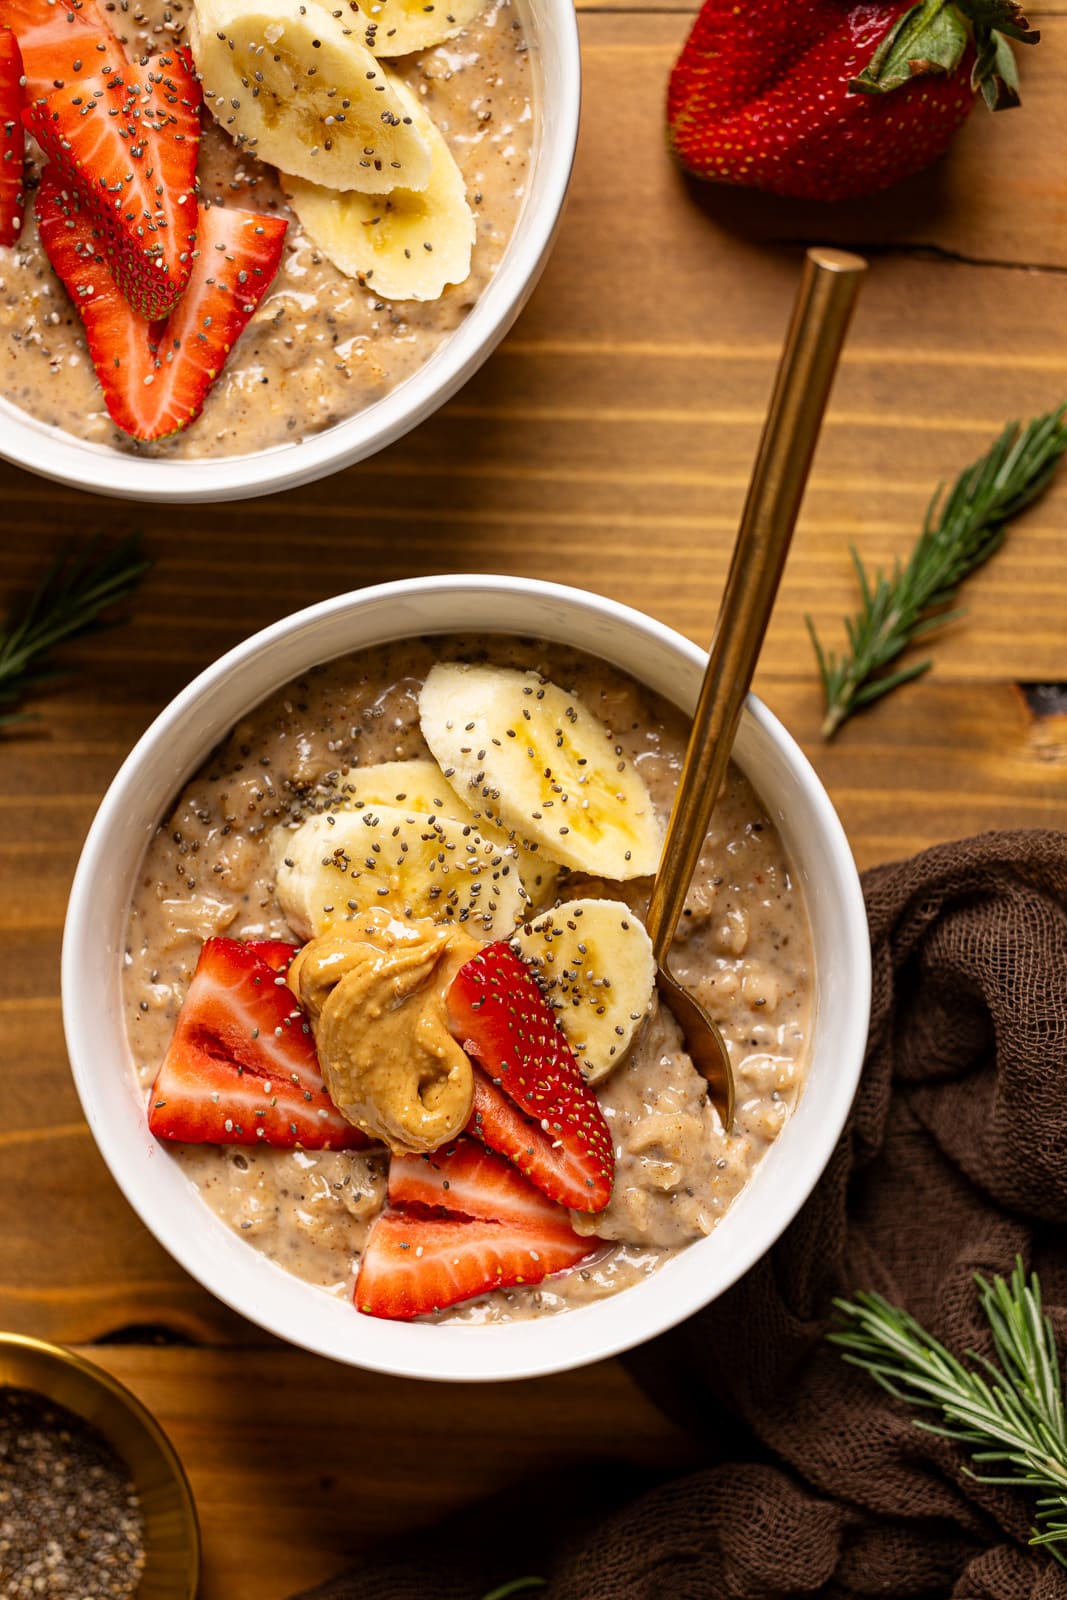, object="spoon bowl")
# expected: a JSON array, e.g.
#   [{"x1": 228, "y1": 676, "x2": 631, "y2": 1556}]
[{"x1": 654, "y1": 967, "x2": 735, "y2": 1127}]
